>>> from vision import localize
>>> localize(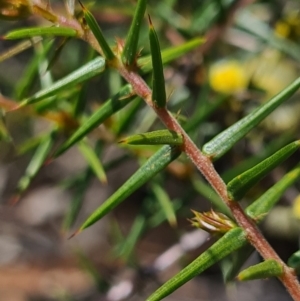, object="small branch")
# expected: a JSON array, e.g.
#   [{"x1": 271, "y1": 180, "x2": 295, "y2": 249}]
[
  {"x1": 31, "y1": 2, "x2": 300, "y2": 300},
  {"x1": 117, "y1": 61, "x2": 300, "y2": 301}
]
